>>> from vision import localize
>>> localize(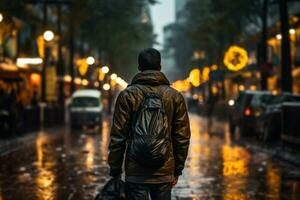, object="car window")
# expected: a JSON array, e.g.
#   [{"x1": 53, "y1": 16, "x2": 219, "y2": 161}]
[
  {"x1": 250, "y1": 94, "x2": 273, "y2": 107},
  {"x1": 72, "y1": 97, "x2": 100, "y2": 107}
]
